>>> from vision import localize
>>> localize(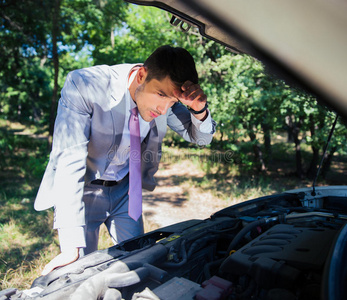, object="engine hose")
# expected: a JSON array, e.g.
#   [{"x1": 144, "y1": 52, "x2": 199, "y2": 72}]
[
  {"x1": 204, "y1": 257, "x2": 225, "y2": 279},
  {"x1": 161, "y1": 240, "x2": 187, "y2": 268},
  {"x1": 226, "y1": 218, "x2": 271, "y2": 255},
  {"x1": 187, "y1": 235, "x2": 217, "y2": 258}
]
